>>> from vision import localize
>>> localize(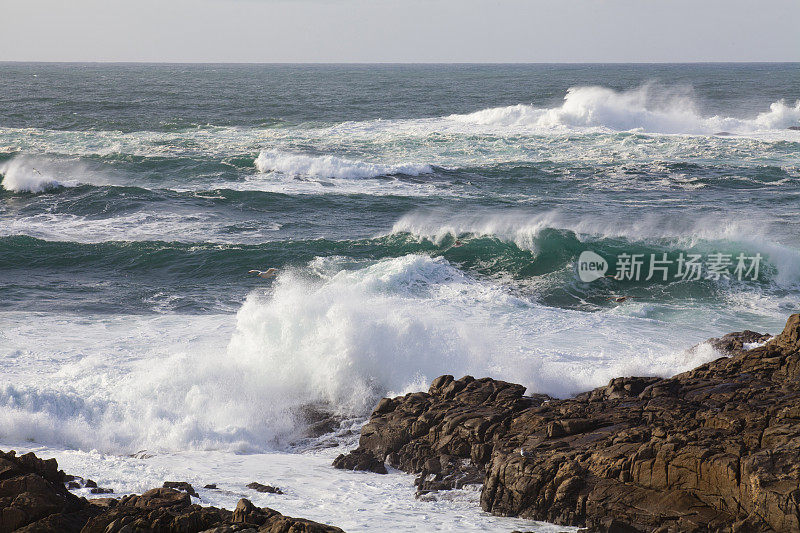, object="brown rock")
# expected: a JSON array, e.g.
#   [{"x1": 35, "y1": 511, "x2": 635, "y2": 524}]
[
  {"x1": 246, "y1": 482, "x2": 283, "y2": 494},
  {"x1": 340, "y1": 314, "x2": 800, "y2": 532},
  {"x1": 332, "y1": 449, "x2": 387, "y2": 474},
  {"x1": 163, "y1": 480, "x2": 199, "y2": 498},
  {"x1": 0, "y1": 449, "x2": 344, "y2": 533}
]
